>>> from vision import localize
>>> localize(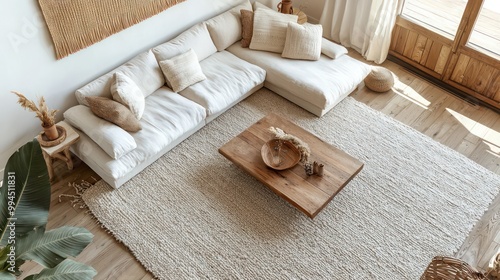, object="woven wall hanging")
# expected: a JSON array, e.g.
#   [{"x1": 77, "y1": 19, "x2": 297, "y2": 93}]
[{"x1": 38, "y1": 0, "x2": 185, "y2": 59}]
